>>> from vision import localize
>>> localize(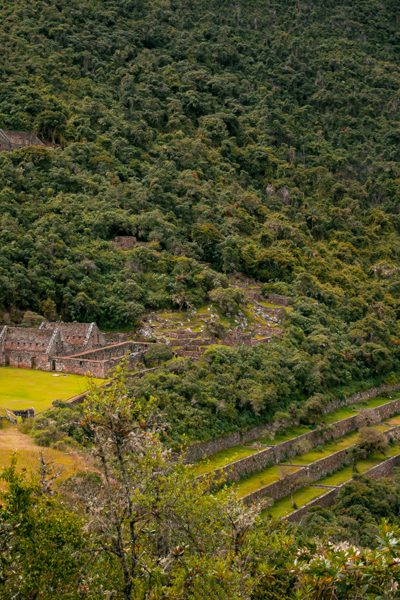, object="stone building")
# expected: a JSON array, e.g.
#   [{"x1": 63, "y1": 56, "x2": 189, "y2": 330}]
[
  {"x1": 39, "y1": 321, "x2": 106, "y2": 353},
  {"x1": 0, "y1": 129, "x2": 44, "y2": 151},
  {"x1": 0, "y1": 321, "x2": 148, "y2": 378}
]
